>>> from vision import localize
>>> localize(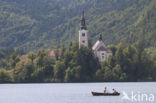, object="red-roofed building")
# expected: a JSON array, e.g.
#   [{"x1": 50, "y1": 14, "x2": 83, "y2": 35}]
[
  {"x1": 92, "y1": 35, "x2": 112, "y2": 62},
  {"x1": 49, "y1": 49, "x2": 62, "y2": 62}
]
